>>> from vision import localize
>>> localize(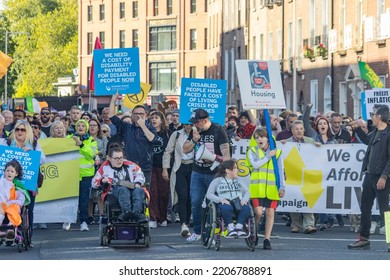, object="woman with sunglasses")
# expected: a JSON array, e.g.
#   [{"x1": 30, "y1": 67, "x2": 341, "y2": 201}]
[
  {"x1": 100, "y1": 124, "x2": 111, "y2": 140},
  {"x1": 31, "y1": 120, "x2": 47, "y2": 139},
  {"x1": 0, "y1": 120, "x2": 47, "y2": 245}
]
